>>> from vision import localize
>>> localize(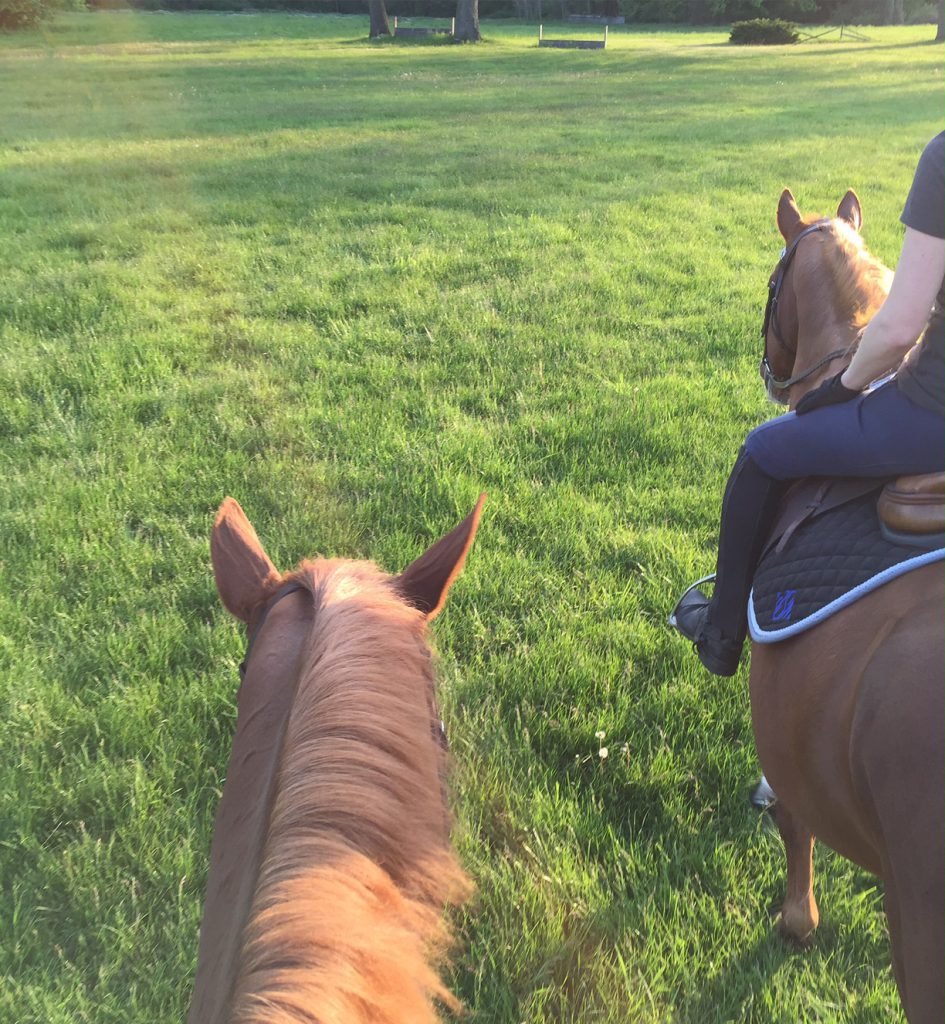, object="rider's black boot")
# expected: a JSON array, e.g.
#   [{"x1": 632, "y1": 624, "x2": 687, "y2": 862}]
[{"x1": 670, "y1": 447, "x2": 785, "y2": 676}]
